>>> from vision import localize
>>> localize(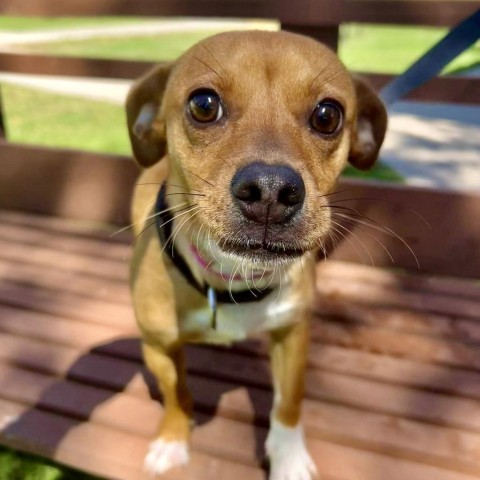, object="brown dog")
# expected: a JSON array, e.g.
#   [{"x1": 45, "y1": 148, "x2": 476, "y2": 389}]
[{"x1": 126, "y1": 30, "x2": 387, "y2": 480}]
